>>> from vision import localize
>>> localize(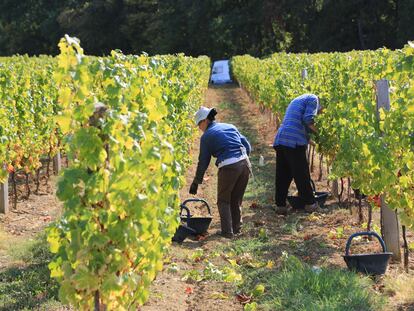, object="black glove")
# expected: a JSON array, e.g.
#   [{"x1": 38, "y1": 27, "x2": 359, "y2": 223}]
[{"x1": 189, "y1": 182, "x2": 198, "y2": 195}]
